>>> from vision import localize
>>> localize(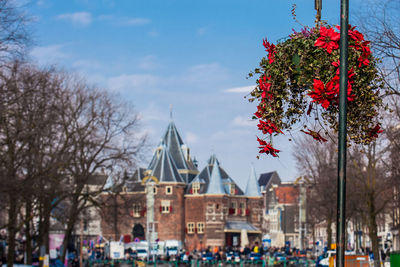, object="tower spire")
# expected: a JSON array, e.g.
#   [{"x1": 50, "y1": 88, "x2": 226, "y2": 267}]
[{"x1": 169, "y1": 104, "x2": 173, "y2": 121}]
